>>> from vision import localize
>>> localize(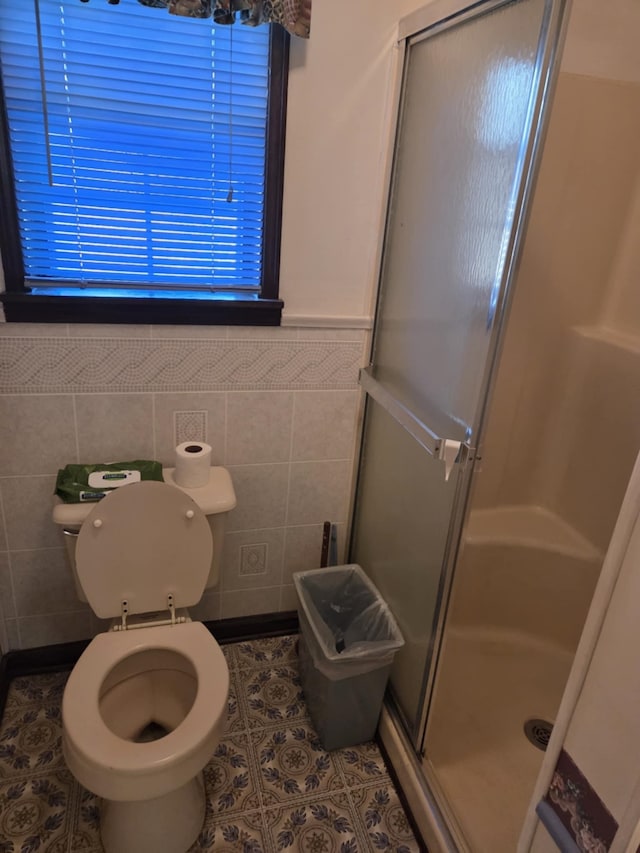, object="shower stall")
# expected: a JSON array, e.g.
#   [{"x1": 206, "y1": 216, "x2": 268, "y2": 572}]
[{"x1": 349, "y1": 1, "x2": 640, "y2": 850}]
